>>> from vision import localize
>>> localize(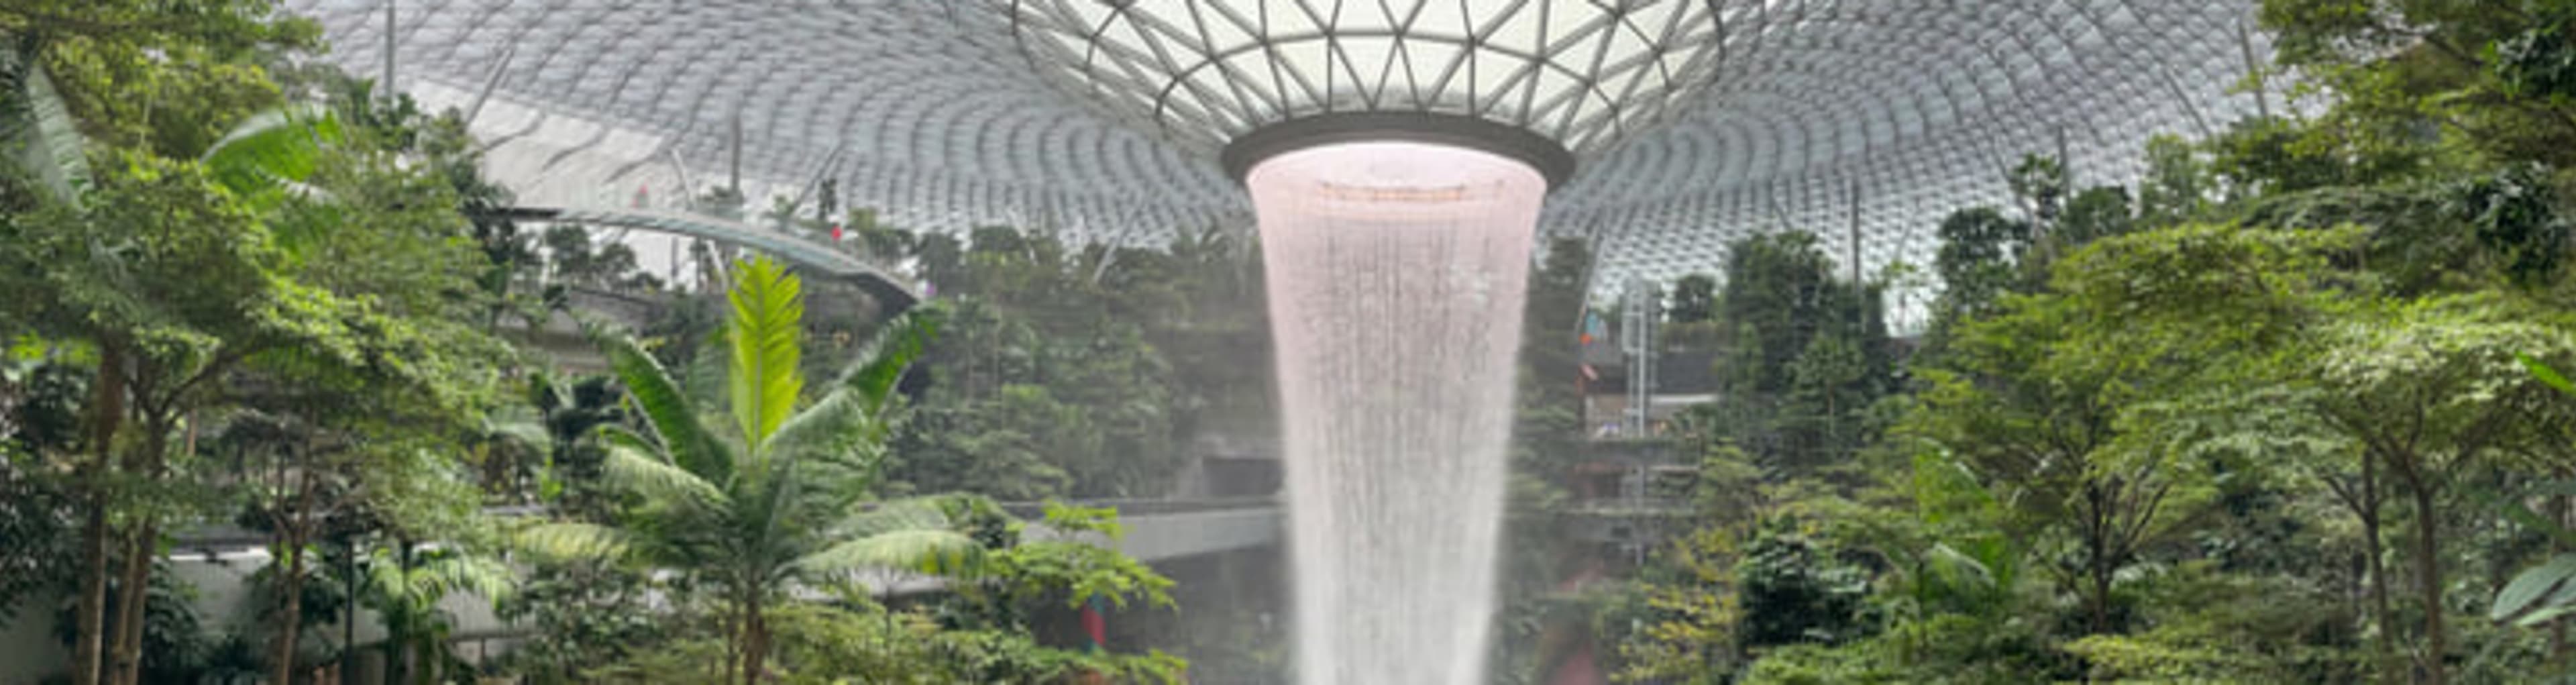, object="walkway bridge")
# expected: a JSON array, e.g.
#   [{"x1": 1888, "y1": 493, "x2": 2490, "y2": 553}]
[{"x1": 480, "y1": 205, "x2": 920, "y2": 309}]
